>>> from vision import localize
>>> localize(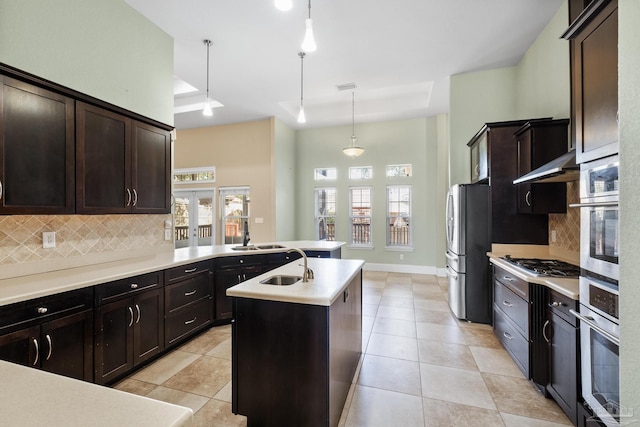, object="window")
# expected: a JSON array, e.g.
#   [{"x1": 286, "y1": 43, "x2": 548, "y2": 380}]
[
  {"x1": 173, "y1": 190, "x2": 214, "y2": 248},
  {"x1": 174, "y1": 167, "x2": 216, "y2": 183},
  {"x1": 314, "y1": 167, "x2": 337, "y2": 181},
  {"x1": 349, "y1": 166, "x2": 373, "y2": 180},
  {"x1": 386, "y1": 164, "x2": 412, "y2": 178},
  {"x1": 387, "y1": 185, "x2": 411, "y2": 247},
  {"x1": 349, "y1": 187, "x2": 372, "y2": 246},
  {"x1": 220, "y1": 187, "x2": 250, "y2": 245},
  {"x1": 314, "y1": 188, "x2": 336, "y2": 241}
]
